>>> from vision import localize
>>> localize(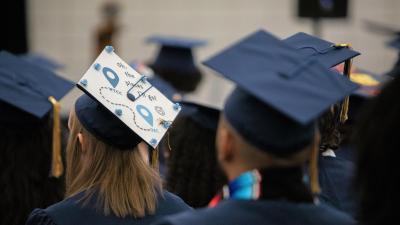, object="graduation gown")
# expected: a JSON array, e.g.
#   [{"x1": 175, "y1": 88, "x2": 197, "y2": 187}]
[
  {"x1": 318, "y1": 154, "x2": 358, "y2": 218},
  {"x1": 153, "y1": 199, "x2": 355, "y2": 225},
  {"x1": 25, "y1": 191, "x2": 191, "y2": 225},
  {"x1": 154, "y1": 168, "x2": 355, "y2": 225}
]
